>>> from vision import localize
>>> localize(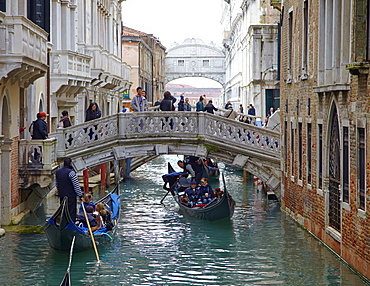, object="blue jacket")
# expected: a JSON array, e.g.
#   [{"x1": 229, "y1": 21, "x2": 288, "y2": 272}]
[
  {"x1": 198, "y1": 184, "x2": 213, "y2": 199},
  {"x1": 196, "y1": 101, "x2": 204, "y2": 112},
  {"x1": 184, "y1": 187, "x2": 198, "y2": 202},
  {"x1": 32, "y1": 118, "x2": 48, "y2": 139}
]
